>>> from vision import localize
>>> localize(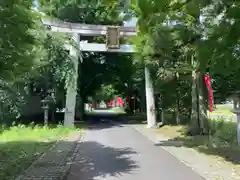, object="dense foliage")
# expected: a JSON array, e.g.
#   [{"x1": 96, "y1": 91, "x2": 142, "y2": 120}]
[
  {"x1": 0, "y1": 0, "x2": 74, "y2": 122},
  {"x1": 131, "y1": 0, "x2": 240, "y2": 133},
  {"x1": 0, "y1": 0, "x2": 136, "y2": 123},
  {"x1": 1, "y1": 0, "x2": 240, "y2": 132}
]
